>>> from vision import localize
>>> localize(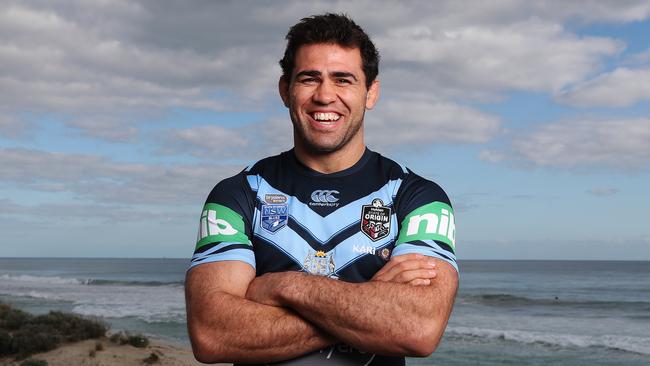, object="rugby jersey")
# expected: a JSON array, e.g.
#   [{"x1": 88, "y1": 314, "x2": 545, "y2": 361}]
[{"x1": 190, "y1": 148, "x2": 457, "y2": 365}]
